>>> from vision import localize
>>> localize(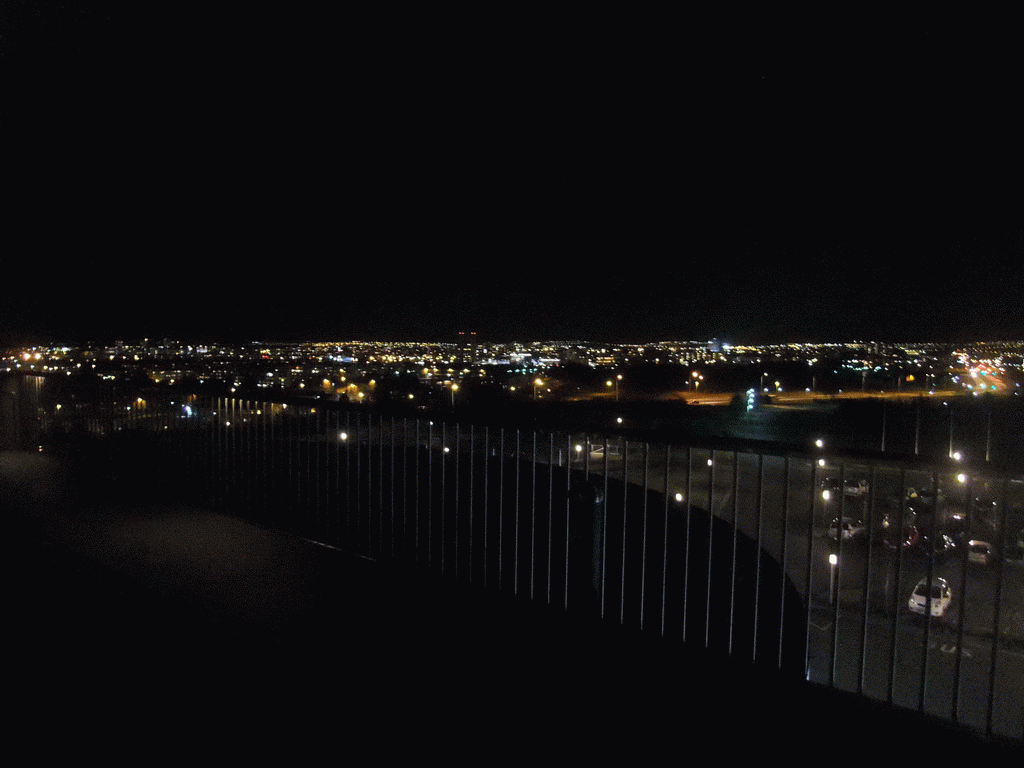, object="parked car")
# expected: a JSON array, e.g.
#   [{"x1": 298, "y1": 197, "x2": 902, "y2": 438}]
[
  {"x1": 908, "y1": 577, "x2": 952, "y2": 617},
  {"x1": 882, "y1": 522, "x2": 920, "y2": 550},
  {"x1": 971, "y1": 497, "x2": 998, "y2": 515},
  {"x1": 821, "y1": 477, "x2": 869, "y2": 500},
  {"x1": 967, "y1": 540, "x2": 997, "y2": 565},
  {"x1": 907, "y1": 488, "x2": 945, "y2": 515},
  {"x1": 827, "y1": 516, "x2": 867, "y2": 541},
  {"x1": 918, "y1": 532, "x2": 958, "y2": 560},
  {"x1": 941, "y1": 511, "x2": 968, "y2": 539}
]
